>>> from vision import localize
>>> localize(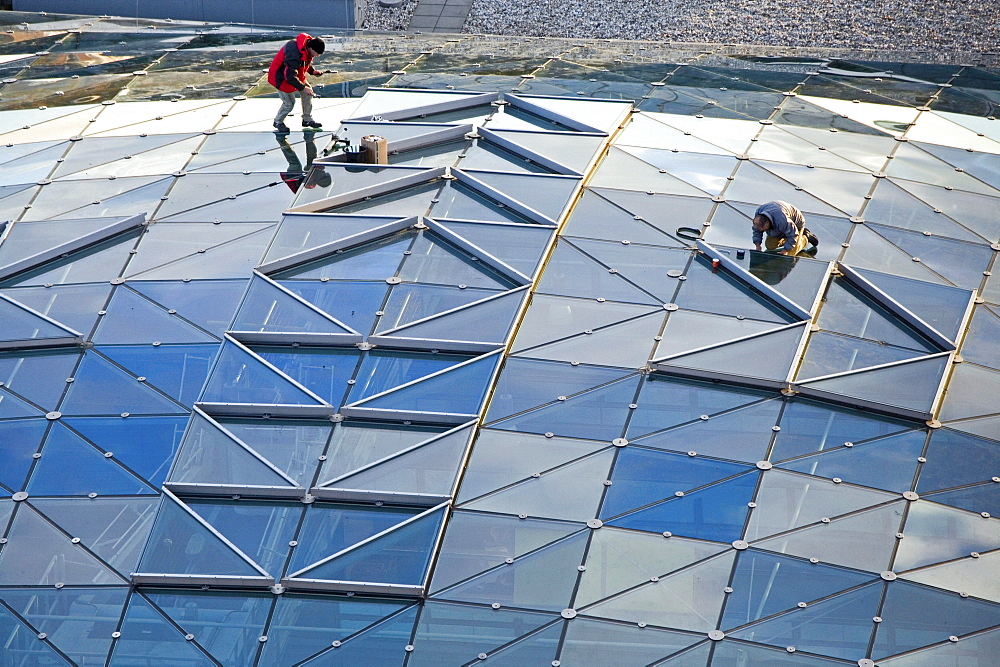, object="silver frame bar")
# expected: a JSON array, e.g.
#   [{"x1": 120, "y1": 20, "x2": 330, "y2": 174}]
[{"x1": 285, "y1": 167, "x2": 446, "y2": 214}]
